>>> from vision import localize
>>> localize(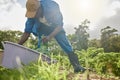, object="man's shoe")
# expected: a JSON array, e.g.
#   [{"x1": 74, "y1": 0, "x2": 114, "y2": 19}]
[
  {"x1": 74, "y1": 67, "x2": 86, "y2": 73},
  {"x1": 67, "y1": 53, "x2": 86, "y2": 73}
]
